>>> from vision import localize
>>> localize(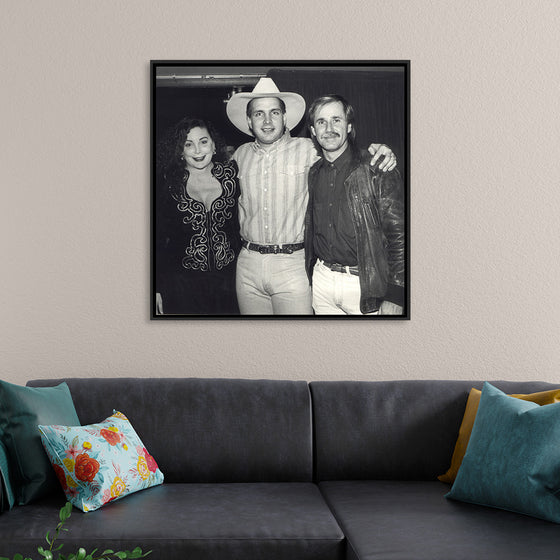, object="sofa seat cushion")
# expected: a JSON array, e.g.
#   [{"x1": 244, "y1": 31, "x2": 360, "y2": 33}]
[
  {"x1": 319, "y1": 481, "x2": 560, "y2": 560},
  {"x1": 0, "y1": 483, "x2": 344, "y2": 560}
]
